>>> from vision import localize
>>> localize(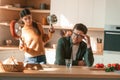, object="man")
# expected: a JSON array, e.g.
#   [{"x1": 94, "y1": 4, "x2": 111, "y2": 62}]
[{"x1": 55, "y1": 23, "x2": 94, "y2": 67}]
